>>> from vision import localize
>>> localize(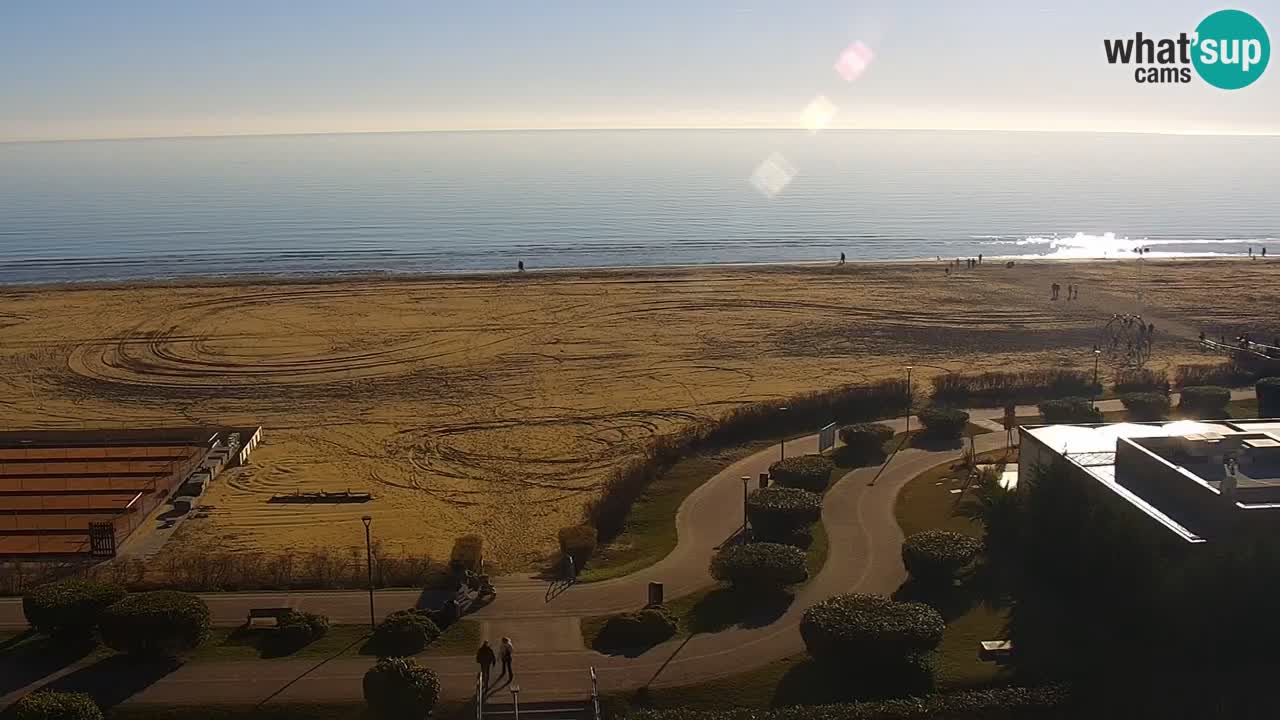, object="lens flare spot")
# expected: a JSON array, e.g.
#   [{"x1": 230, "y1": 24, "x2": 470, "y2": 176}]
[
  {"x1": 800, "y1": 95, "x2": 838, "y2": 133},
  {"x1": 750, "y1": 153, "x2": 797, "y2": 198},
  {"x1": 834, "y1": 42, "x2": 875, "y2": 82}
]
